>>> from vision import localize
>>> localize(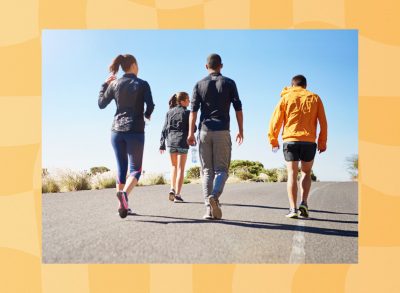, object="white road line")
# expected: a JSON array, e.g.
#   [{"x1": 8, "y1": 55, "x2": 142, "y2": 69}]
[
  {"x1": 289, "y1": 183, "x2": 333, "y2": 264},
  {"x1": 289, "y1": 219, "x2": 306, "y2": 263}
]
